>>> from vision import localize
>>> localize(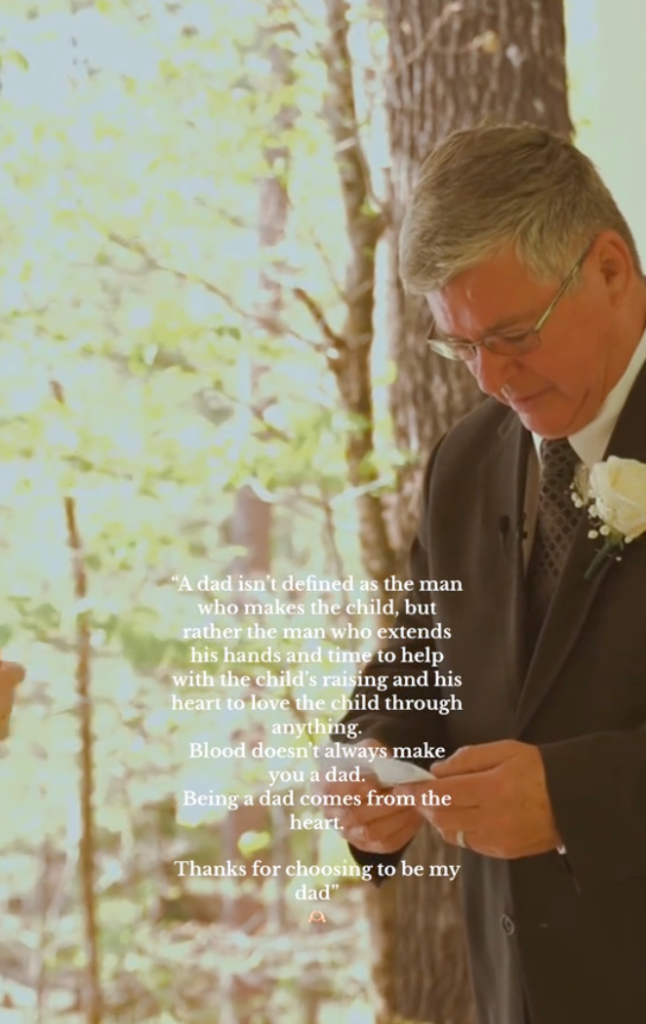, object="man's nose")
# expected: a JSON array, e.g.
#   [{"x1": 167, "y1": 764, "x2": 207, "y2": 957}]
[{"x1": 470, "y1": 346, "x2": 517, "y2": 396}]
